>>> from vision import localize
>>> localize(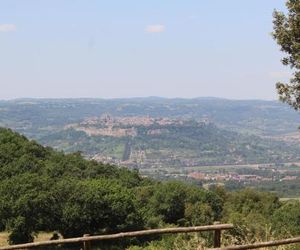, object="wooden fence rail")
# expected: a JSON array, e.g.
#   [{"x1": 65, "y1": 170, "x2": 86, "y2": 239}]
[
  {"x1": 211, "y1": 236, "x2": 300, "y2": 250},
  {"x1": 0, "y1": 223, "x2": 233, "y2": 250}
]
